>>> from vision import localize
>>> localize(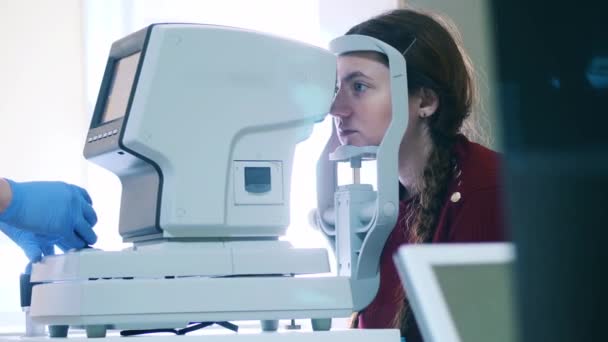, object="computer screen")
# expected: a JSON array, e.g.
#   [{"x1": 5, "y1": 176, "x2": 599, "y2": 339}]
[
  {"x1": 101, "y1": 52, "x2": 141, "y2": 124},
  {"x1": 394, "y1": 243, "x2": 515, "y2": 342},
  {"x1": 433, "y1": 263, "x2": 516, "y2": 342}
]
